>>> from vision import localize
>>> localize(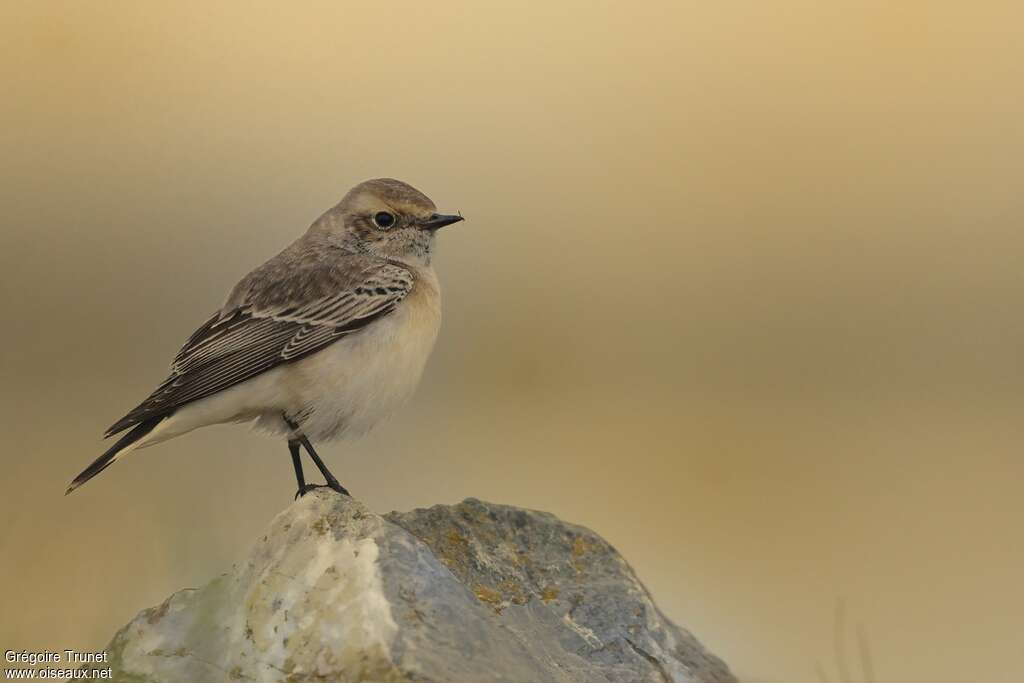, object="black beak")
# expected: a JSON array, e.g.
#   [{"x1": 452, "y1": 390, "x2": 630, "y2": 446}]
[{"x1": 421, "y1": 212, "x2": 464, "y2": 231}]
